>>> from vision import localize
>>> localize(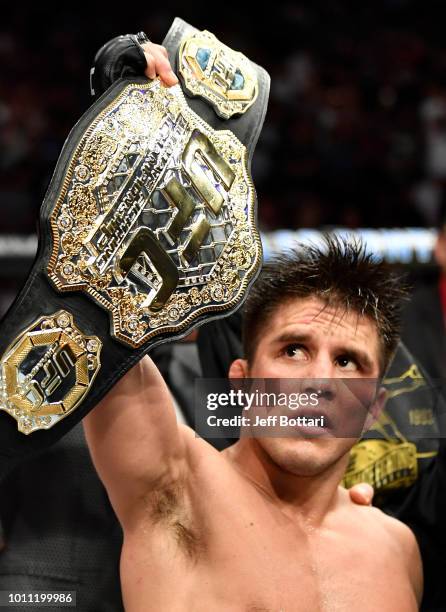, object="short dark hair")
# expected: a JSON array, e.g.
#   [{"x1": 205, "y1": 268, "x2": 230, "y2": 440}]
[{"x1": 242, "y1": 236, "x2": 408, "y2": 373}]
